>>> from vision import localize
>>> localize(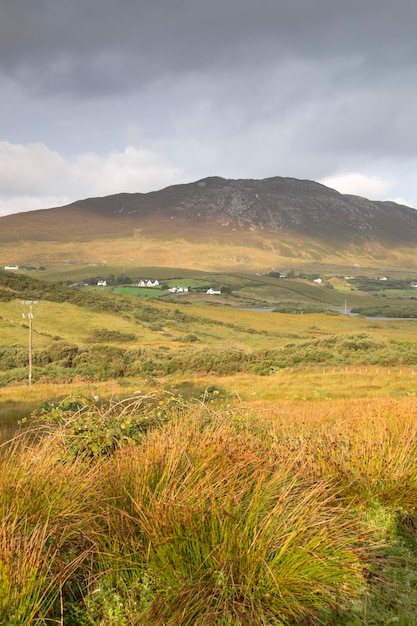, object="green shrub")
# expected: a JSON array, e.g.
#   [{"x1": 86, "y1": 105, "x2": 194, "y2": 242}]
[
  {"x1": 181, "y1": 333, "x2": 199, "y2": 343},
  {"x1": 34, "y1": 393, "x2": 182, "y2": 458},
  {"x1": 87, "y1": 328, "x2": 136, "y2": 343},
  {"x1": 46, "y1": 340, "x2": 79, "y2": 365}
]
